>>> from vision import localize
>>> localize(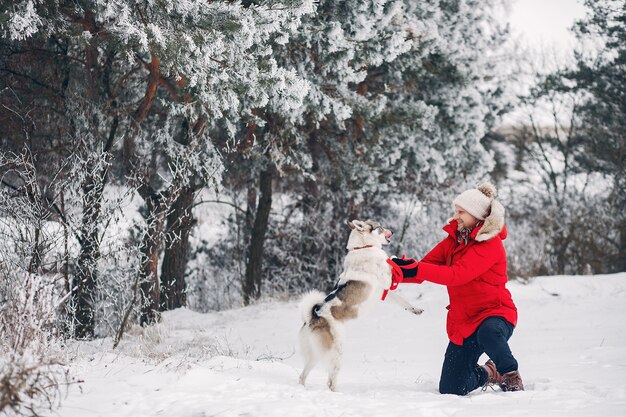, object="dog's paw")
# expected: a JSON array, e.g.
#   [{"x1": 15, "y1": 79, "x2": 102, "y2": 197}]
[{"x1": 407, "y1": 307, "x2": 424, "y2": 315}]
